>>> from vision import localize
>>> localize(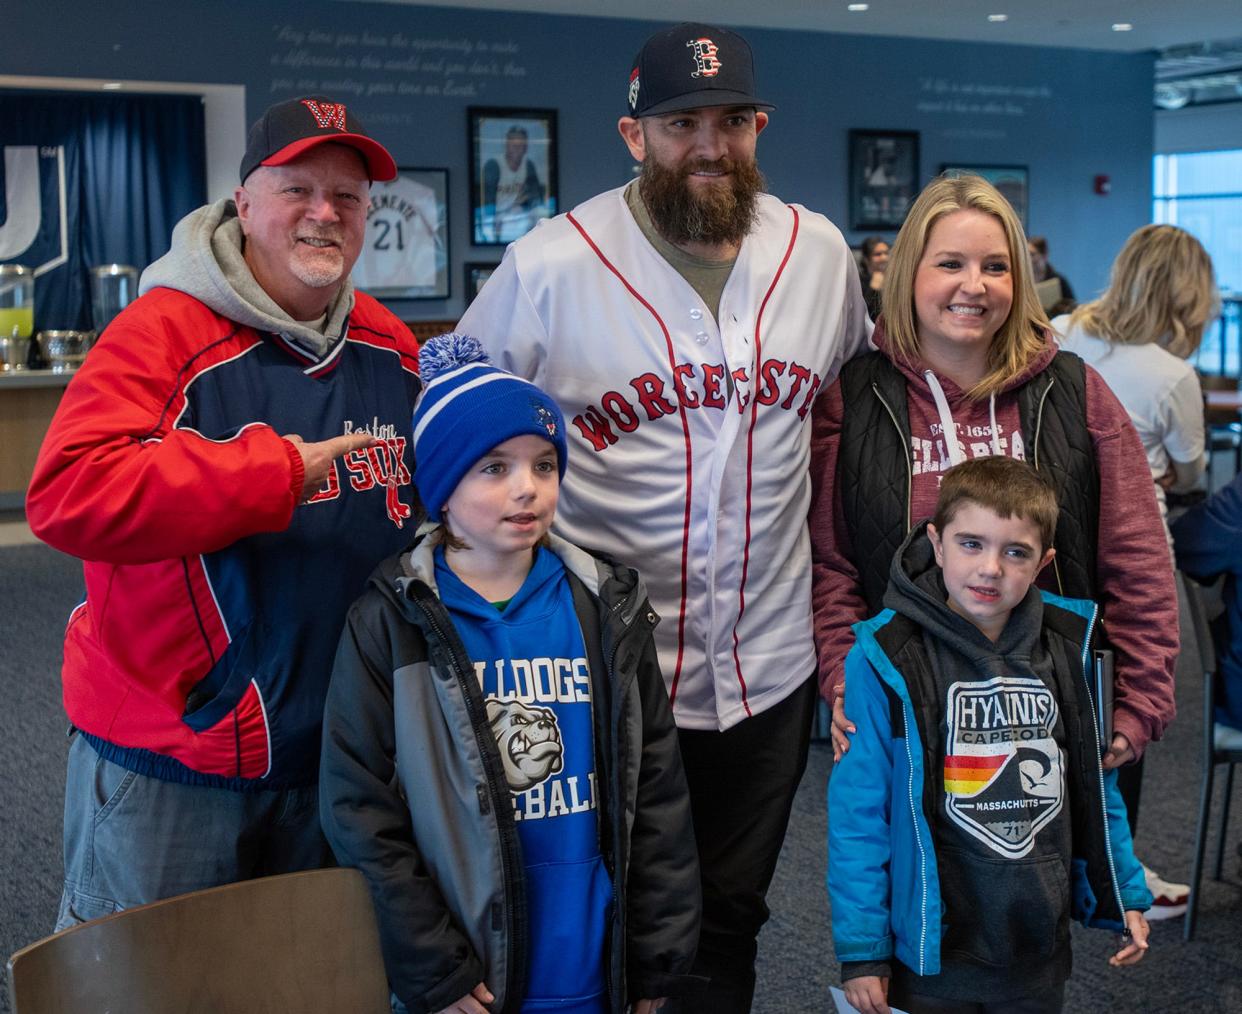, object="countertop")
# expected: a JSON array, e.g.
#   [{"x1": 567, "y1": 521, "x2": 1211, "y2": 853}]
[{"x1": 0, "y1": 369, "x2": 76, "y2": 390}]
